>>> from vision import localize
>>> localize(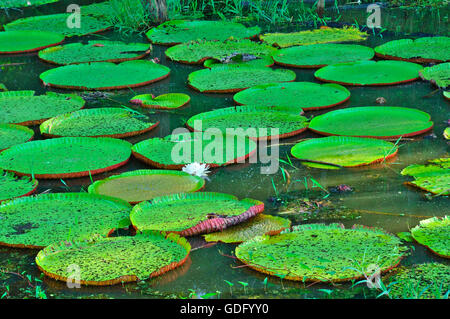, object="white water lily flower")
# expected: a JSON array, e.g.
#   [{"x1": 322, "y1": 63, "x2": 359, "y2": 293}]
[{"x1": 182, "y1": 162, "x2": 210, "y2": 178}]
